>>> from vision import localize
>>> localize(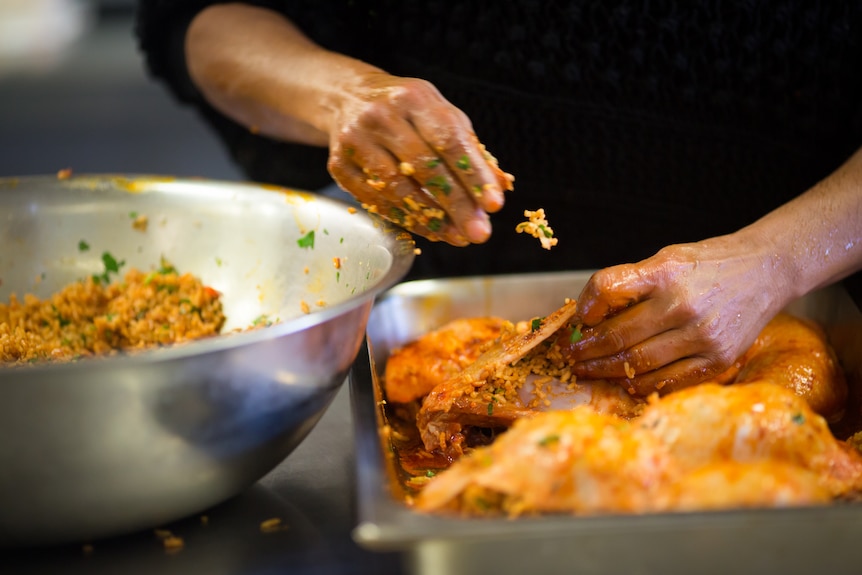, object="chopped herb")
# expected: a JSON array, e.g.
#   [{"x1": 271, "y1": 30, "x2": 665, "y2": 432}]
[
  {"x1": 215, "y1": 257, "x2": 222, "y2": 267},
  {"x1": 570, "y1": 326, "x2": 582, "y2": 343},
  {"x1": 426, "y1": 158, "x2": 441, "y2": 169},
  {"x1": 425, "y1": 175, "x2": 452, "y2": 196},
  {"x1": 456, "y1": 155, "x2": 470, "y2": 170},
  {"x1": 792, "y1": 413, "x2": 806, "y2": 425},
  {"x1": 425, "y1": 470, "x2": 436, "y2": 478},
  {"x1": 78, "y1": 240, "x2": 90, "y2": 252},
  {"x1": 157, "y1": 284, "x2": 178, "y2": 294},
  {"x1": 297, "y1": 230, "x2": 315, "y2": 249},
  {"x1": 336, "y1": 271, "x2": 341, "y2": 283},
  {"x1": 157, "y1": 258, "x2": 177, "y2": 275},
  {"x1": 538, "y1": 224, "x2": 554, "y2": 238},
  {"x1": 252, "y1": 314, "x2": 272, "y2": 327},
  {"x1": 339, "y1": 237, "x2": 344, "y2": 244},
  {"x1": 129, "y1": 211, "x2": 138, "y2": 219},
  {"x1": 539, "y1": 434, "x2": 560, "y2": 447},
  {"x1": 92, "y1": 251, "x2": 125, "y2": 285},
  {"x1": 105, "y1": 313, "x2": 115, "y2": 321},
  {"x1": 390, "y1": 206, "x2": 406, "y2": 224},
  {"x1": 143, "y1": 272, "x2": 157, "y2": 285},
  {"x1": 487, "y1": 399, "x2": 495, "y2": 415},
  {"x1": 531, "y1": 317, "x2": 544, "y2": 331},
  {"x1": 427, "y1": 218, "x2": 443, "y2": 232}
]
